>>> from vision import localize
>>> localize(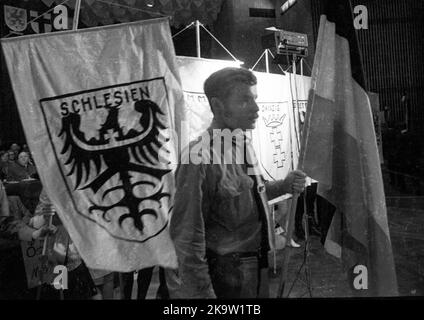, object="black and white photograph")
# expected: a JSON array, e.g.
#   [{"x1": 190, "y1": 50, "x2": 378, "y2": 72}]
[{"x1": 0, "y1": 0, "x2": 423, "y2": 311}]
